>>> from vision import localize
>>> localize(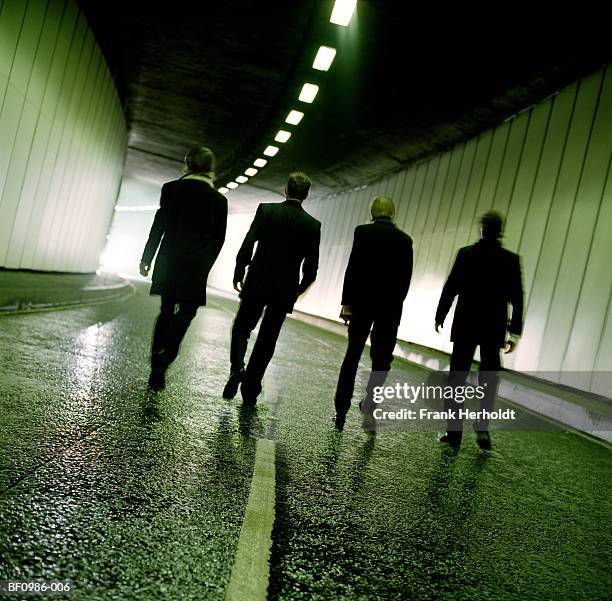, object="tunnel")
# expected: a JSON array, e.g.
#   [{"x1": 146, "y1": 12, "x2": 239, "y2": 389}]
[{"x1": 0, "y1": 1, "x2": 611, "y2": 600}]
